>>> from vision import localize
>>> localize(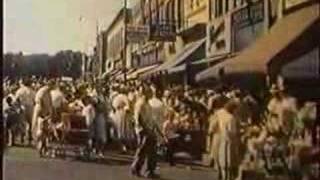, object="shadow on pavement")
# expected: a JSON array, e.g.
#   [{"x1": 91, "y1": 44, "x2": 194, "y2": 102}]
[{"x1": 72, "y1": 155, "x2": 132, "y2": 166}]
